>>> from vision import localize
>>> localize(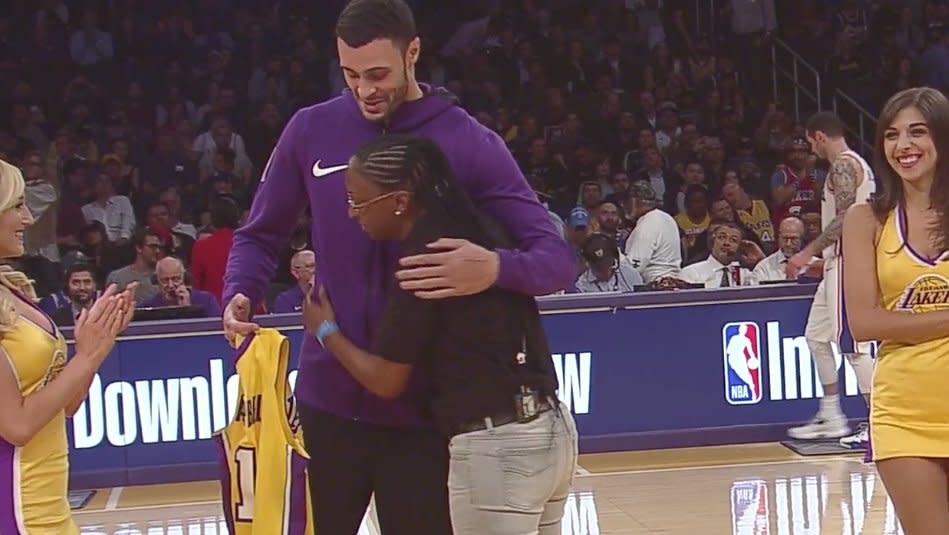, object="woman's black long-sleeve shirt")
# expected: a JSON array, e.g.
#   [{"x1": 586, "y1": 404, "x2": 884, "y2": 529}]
[{"x1": 371, "y1": 213, "x2": 560, "y2": 436}]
